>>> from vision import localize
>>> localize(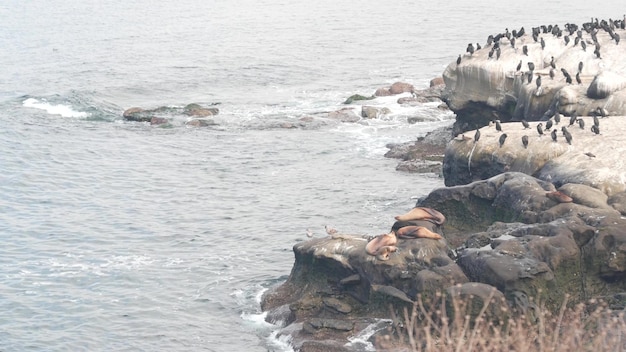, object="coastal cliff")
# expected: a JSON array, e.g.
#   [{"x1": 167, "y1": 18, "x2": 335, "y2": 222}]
[{"x1": 262, "y1": 18, "x2": 626, "y2": 351}]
